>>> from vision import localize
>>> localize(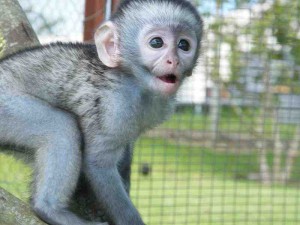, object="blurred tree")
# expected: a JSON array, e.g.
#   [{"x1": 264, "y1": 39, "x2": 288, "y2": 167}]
[
  {"x1": 203, "y1": 0, "x2": 252, "y2": 146},
  {"x1": 24, "y1": 6, "x2": 62, "y2": 35},
  {"x1": 225, "y1": 0, "x2": 300, "y2": 183},
  {"x1": 249, "y1": 0, "x2": 300, "y2": 184},
  {"x1": 204, "y1": 0, "x2": 299, "y2": 183}
]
